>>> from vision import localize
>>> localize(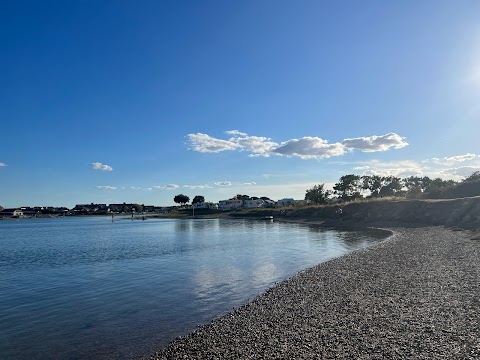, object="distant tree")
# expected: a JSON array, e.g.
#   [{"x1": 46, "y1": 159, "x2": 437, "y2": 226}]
[
  {"x1": 235, "y1": 194, "x2": 250, "y2": 200},
  {"x1": 361, "y1": 175, "x2": 383, "y2": 197},
  {"x1": 403, "y1": 176, "x2": 425, "y2": 198},
  {"x1": 463, "y1": 171, "x2": 480, "y2": 182},
  {"x1": 260, "y1": 196, "x2": 271, "y2": 201},
  {"x1": 378, "y1": 176, "x2": 403, "y2": 197},
  {"x1": 192, "y1": 195, "x2": 205, "y2": 204},
  {"x1": 422, "y1": 177, "x2": 457, "y2": 198},
  {"x1": 304, "y1": 184, "x2": 329, "y2": 204},
  {"x1": 425, "y1": 178, "x2": 456, "y2": 192},
  {"x1": 403, "y1": 176, "x2": 424, "y2": 190},
  {"x1": 333, "y1": 174, "x2": 362, "y2": 201},
  {"x1": 132, "y1": 203, "x2": 143, "y2": 212},
  {"x1": 174, "y1": 194, "x2": 190, "y2": 205}
]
